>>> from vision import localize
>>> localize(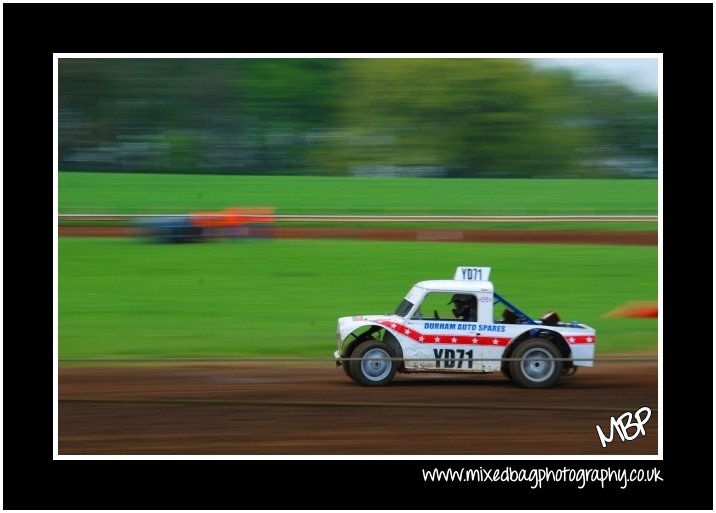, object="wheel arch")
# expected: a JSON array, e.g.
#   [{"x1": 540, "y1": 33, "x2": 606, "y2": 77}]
[
  {"x1": 502, "y1": 329, "x2": 571, "y2": 371},
  {"x1": 342, "y1": 324, "x2": 404, "y2": 367}
]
